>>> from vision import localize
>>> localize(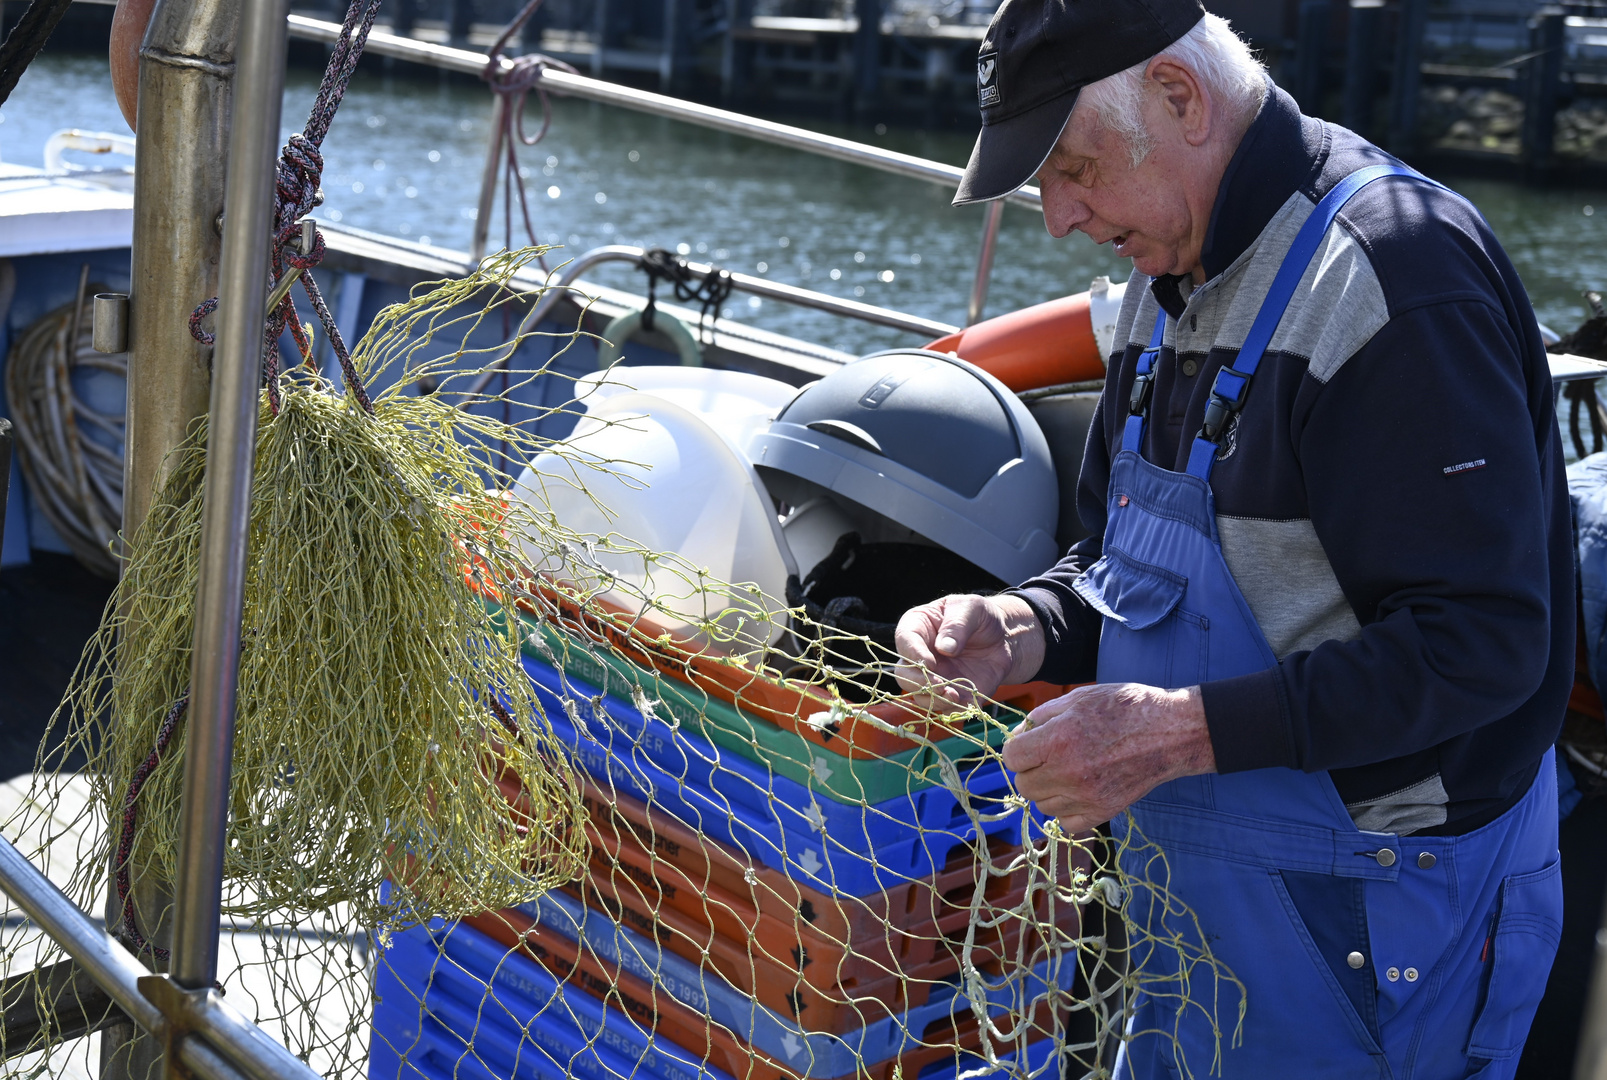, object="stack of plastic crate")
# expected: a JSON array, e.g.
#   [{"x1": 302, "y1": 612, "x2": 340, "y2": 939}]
[{"x1": 370, "y1": 610, "x2": 1077, "y2": 1080}]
